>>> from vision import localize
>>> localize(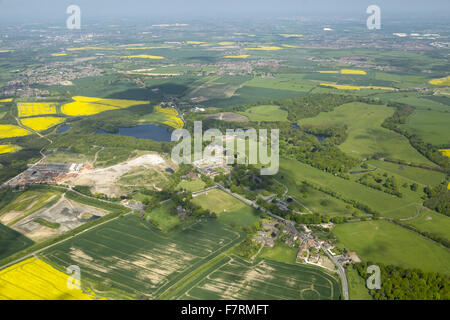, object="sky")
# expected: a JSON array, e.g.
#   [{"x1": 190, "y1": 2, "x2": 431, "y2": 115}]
[{"x1": 0, "y1": 0, "x2": 449, "y2": 23}]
